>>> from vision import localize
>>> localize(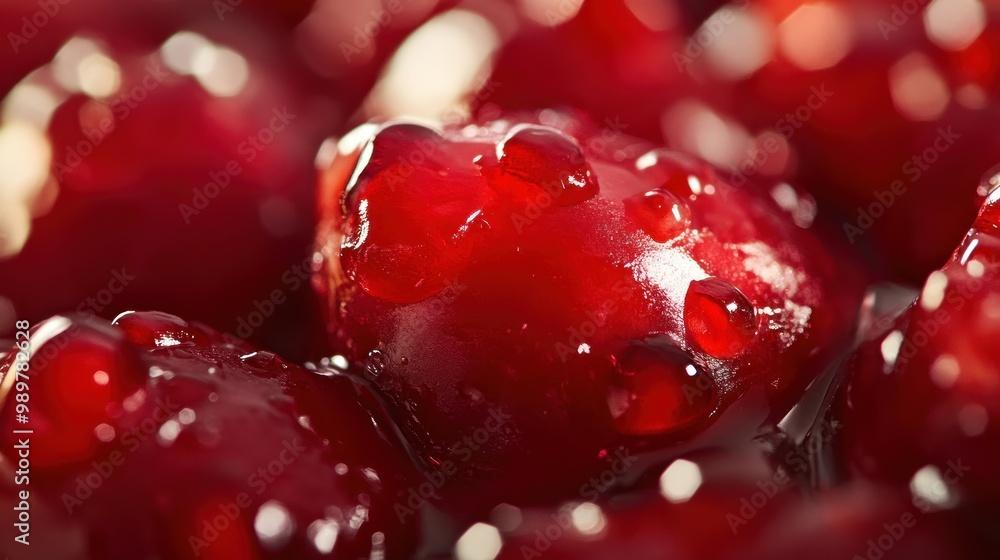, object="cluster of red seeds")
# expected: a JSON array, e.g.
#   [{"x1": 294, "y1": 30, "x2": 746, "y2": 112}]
[{"x1": 2, "y1": 1, "x2": 1000, "y2": 559}]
